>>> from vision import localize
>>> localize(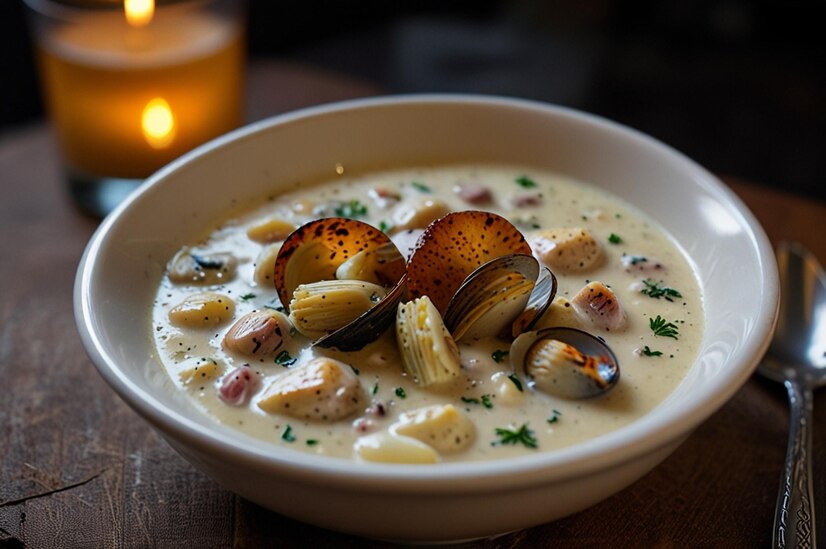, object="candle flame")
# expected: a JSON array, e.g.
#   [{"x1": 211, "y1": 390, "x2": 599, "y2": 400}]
[
  {"x1": 142, "y1": 98, "x2": 175, "y2": 149},
  {"x1": 124, "y1": 0, "x2": 154, "y2": 27}
]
